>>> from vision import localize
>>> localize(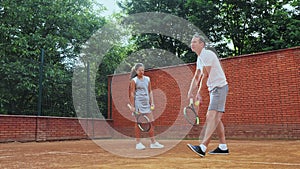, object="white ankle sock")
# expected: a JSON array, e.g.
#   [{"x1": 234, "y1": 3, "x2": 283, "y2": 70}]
[
  {"x1": 219, "y1": 144, "x2": 228, "y2": 150},
  {"x1": 199, "y1": 144, "x2": 207, "y2": 152}
]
